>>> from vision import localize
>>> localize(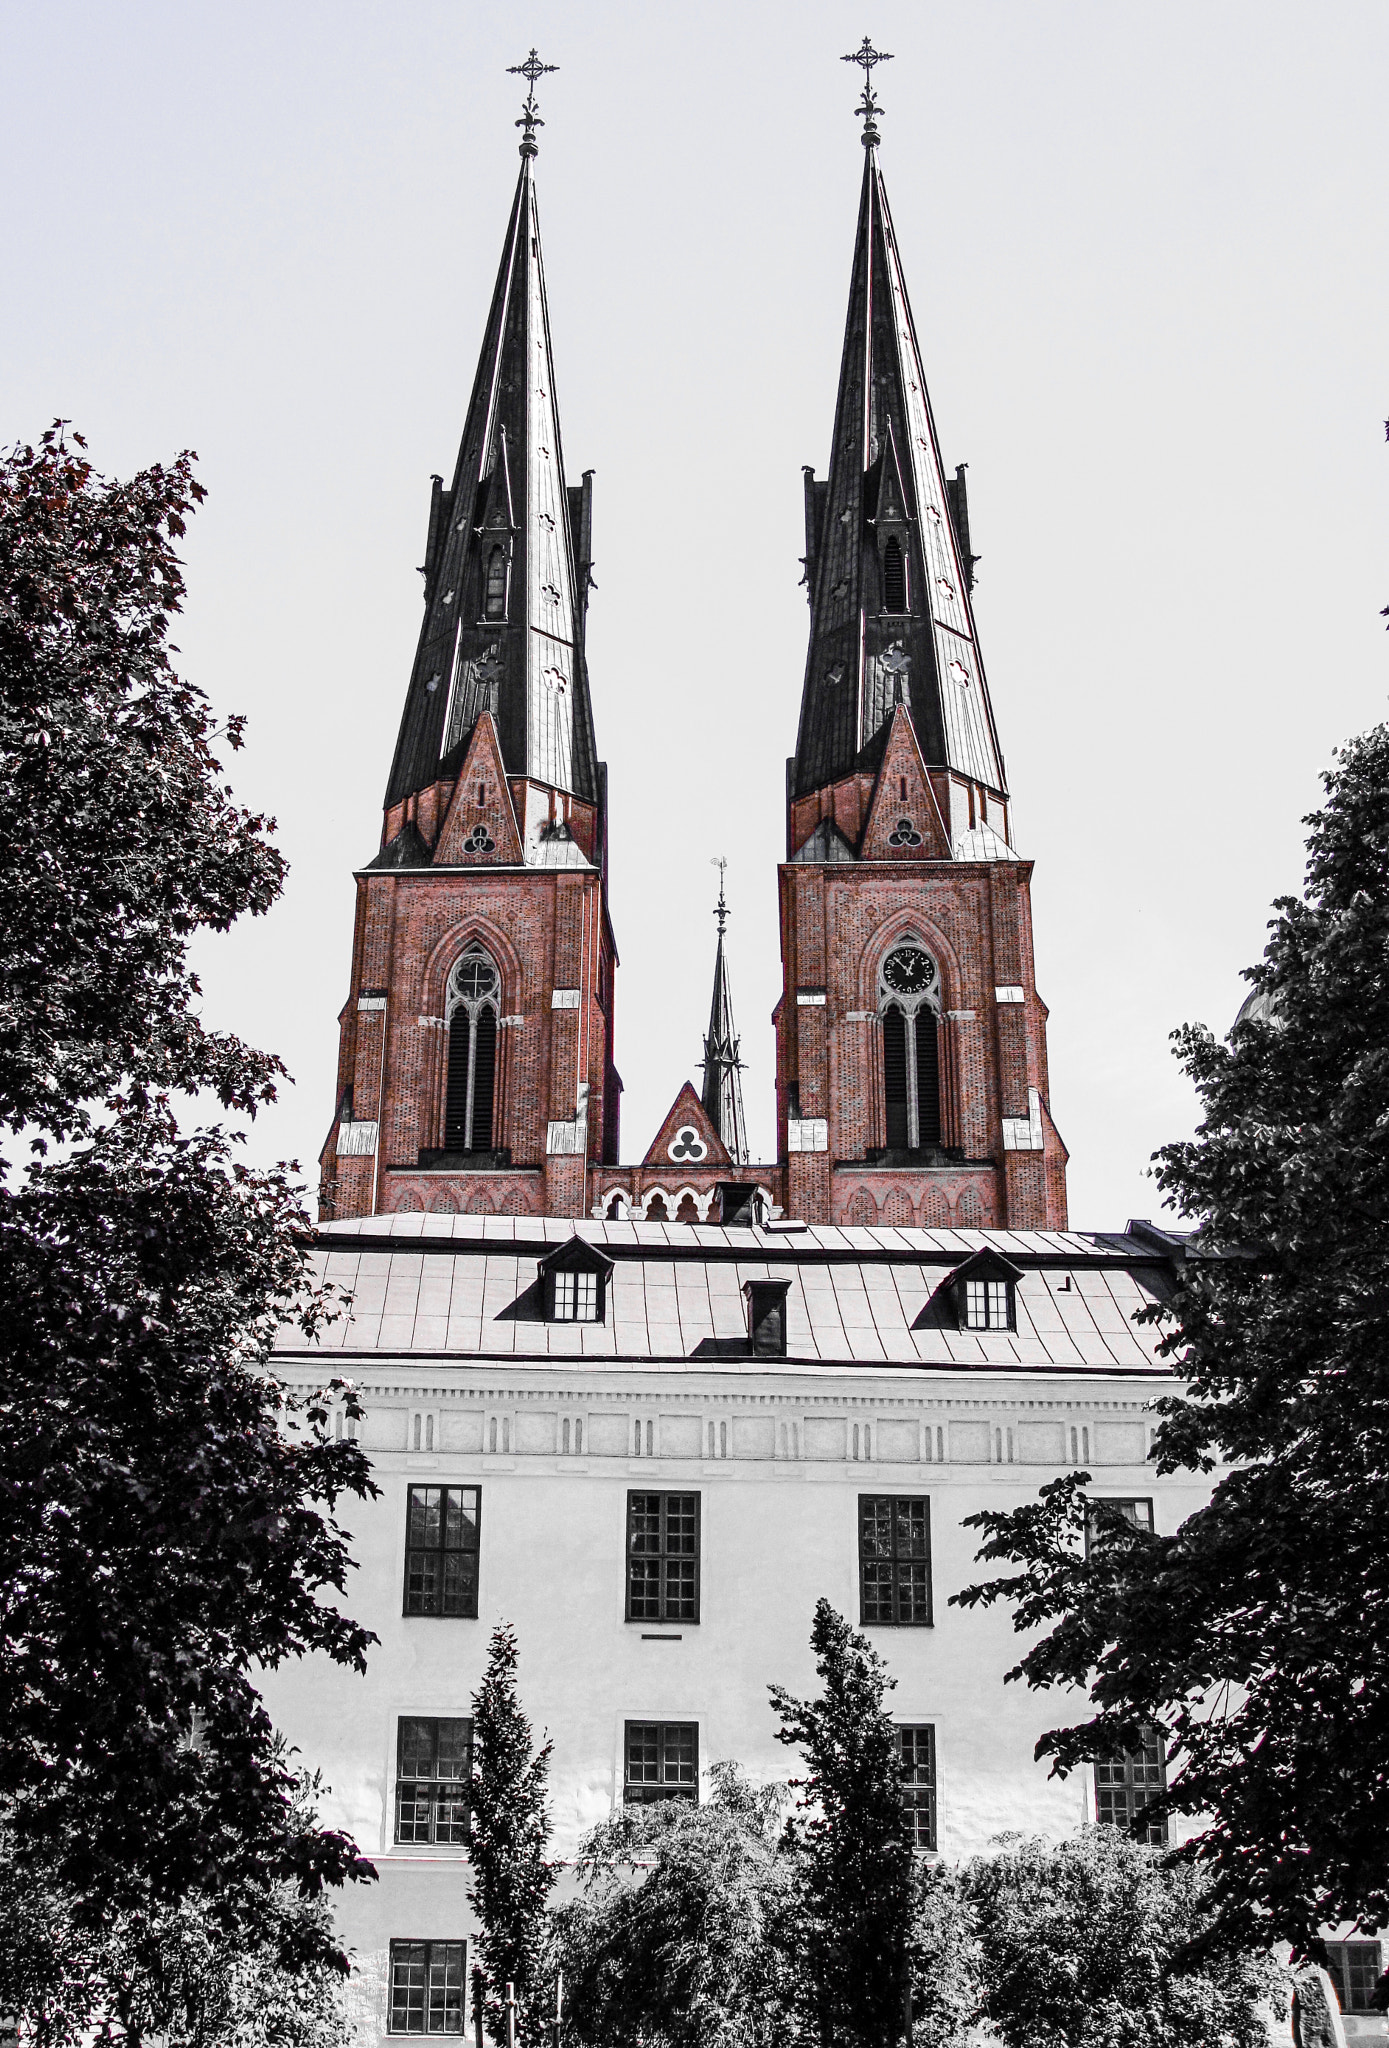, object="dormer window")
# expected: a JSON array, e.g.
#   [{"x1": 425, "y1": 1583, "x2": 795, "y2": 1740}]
[
  {"x1": 964, "y1": 1277, "x2": 1011, "y2": 1330},
  {"x1": 484, "y1": 546, "x2": 508, "y2": 621},
  {"x1": 539, "y1": 1238, "x2": 614, "y2": 1325},
  {"x1": 553, "y1": 1270, "x2": 598, "y2": 1322},
  {"x1": 933, "y1": 1249, "x2": 1023, "y2": 1333},
  {"x1": 744, "y1": 1279, "x2": 791, "y2": 1357},
  {"x1": 882, "y1": 534, "x2": 907, "y2": 613}
]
